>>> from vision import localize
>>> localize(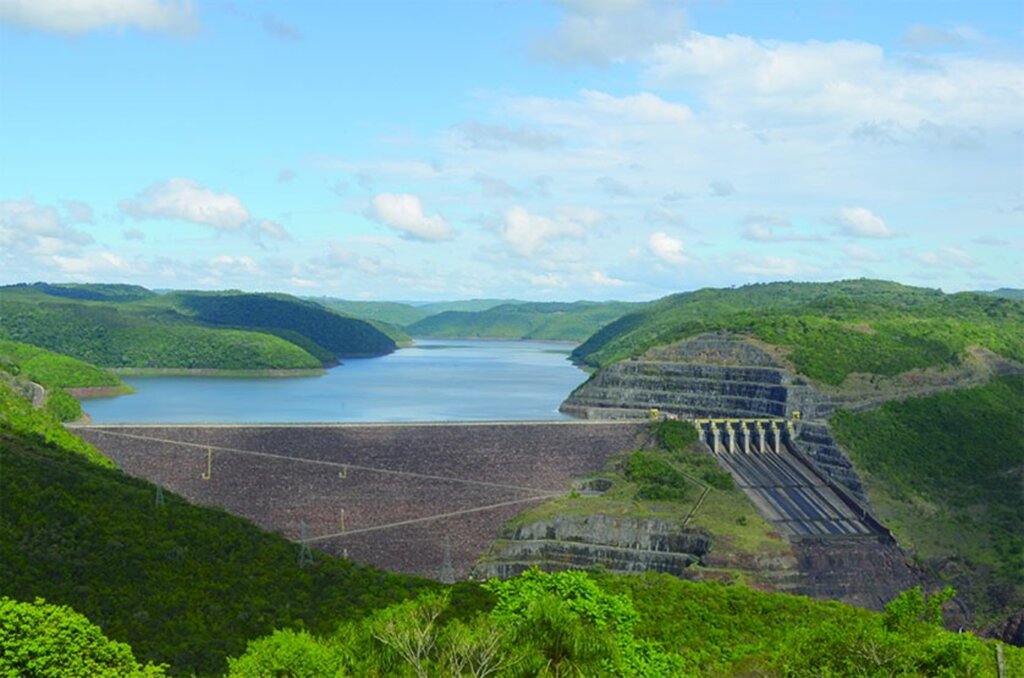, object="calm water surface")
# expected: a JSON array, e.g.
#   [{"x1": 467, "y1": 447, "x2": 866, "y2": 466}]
[{"x1": 82, "y1": 339, "x2": 587, "y2": 423}]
